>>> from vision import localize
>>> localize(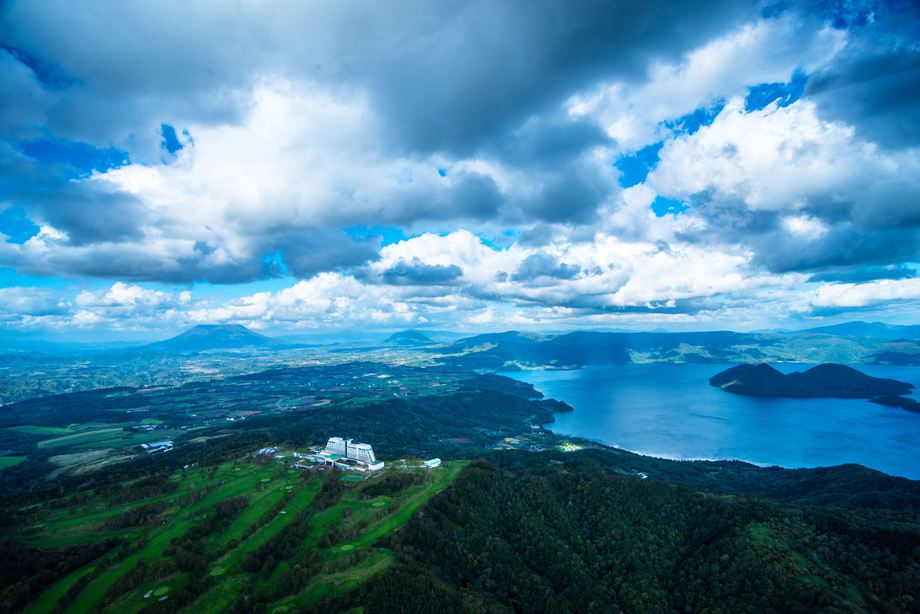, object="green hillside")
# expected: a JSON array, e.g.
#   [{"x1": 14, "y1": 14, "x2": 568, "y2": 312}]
[{"x1": 7, "y1": 457, "x2": 465, "y2": 613}]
